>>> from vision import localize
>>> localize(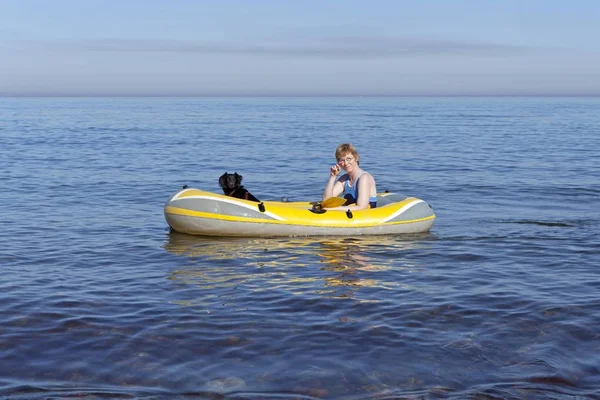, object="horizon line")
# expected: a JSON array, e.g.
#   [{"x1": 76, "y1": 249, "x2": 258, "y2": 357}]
[{"x1": 2, "y1": 94, "x2": 600, "y2": 98}]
